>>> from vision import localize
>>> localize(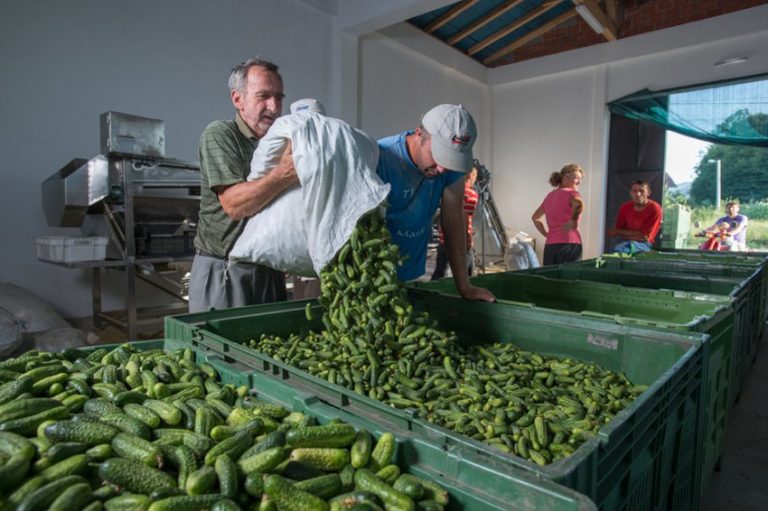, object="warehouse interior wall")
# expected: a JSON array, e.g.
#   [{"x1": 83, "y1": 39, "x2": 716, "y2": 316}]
[
  {"x1": 358, "y1": 29, "x2": 490, "y2": 166},
  {"x1": 487, "y1": 5, "x2": 768, "y2": 260},
  {"x1": 0, "y1": 0, "x2": 334, "y2": 319}
]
